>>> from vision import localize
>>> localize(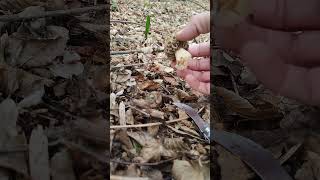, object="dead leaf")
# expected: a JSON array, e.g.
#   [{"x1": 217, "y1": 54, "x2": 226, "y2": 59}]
[
  {"x1": 295, "y1": 151, "x2": 320, "y2": 180},
  {"x1": 18, "y1": 84, "x2": 44, "y2": 108},
  {"x1": 119, "y1": 101, "x2": 126, "y2": 126},
  {"x1": 128, "y1": 132, "x2": 175, "y2": 162},
  {"x1": 172, "y1": 160, "x2": 210, "y2": 180},
  {"x1": 50, "y1": 62, "x2": 84, "y2": 79},
  {"x1": 126, "y1": 109, "x2": 135, "y2": 125},
  {"x1": 29, "y1": 125, "x2": 50, "y2": 180},
  {"x1": 217, "y1": 146, "x2": 252, "y2": 180},
  {"x1": 138, "y1": 80, "x2": 160, "y2": 91},
  {"x1": 163, "y1": 76, "x2": 178, "y2": 86},
  {"x1": 51, "y1": 149, "x2": 76, "y2": 180},
  {"x1": 7, "y1": 26, "x2": 69, "y2": 68},
  {"x1": 147, "y1": 125, "x2": 160, "y2": 137}
]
